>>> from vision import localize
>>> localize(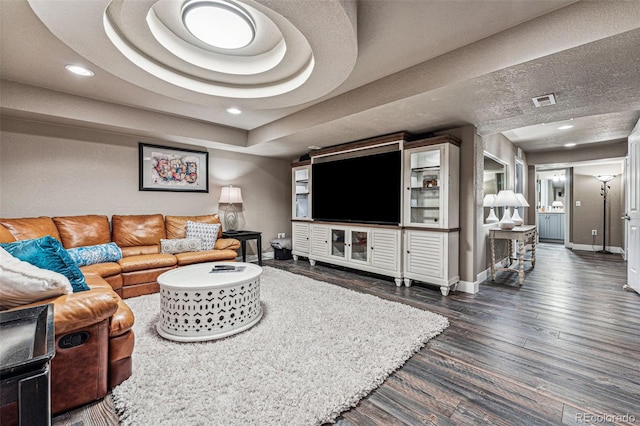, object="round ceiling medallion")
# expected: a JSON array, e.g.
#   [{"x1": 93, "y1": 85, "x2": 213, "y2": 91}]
[
  {"x1": 182, "y1": 0, "x2": 255, "y2": 50},
  {"x1": 27, "y1": 0, "x2": 358, "y2": 106}
]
